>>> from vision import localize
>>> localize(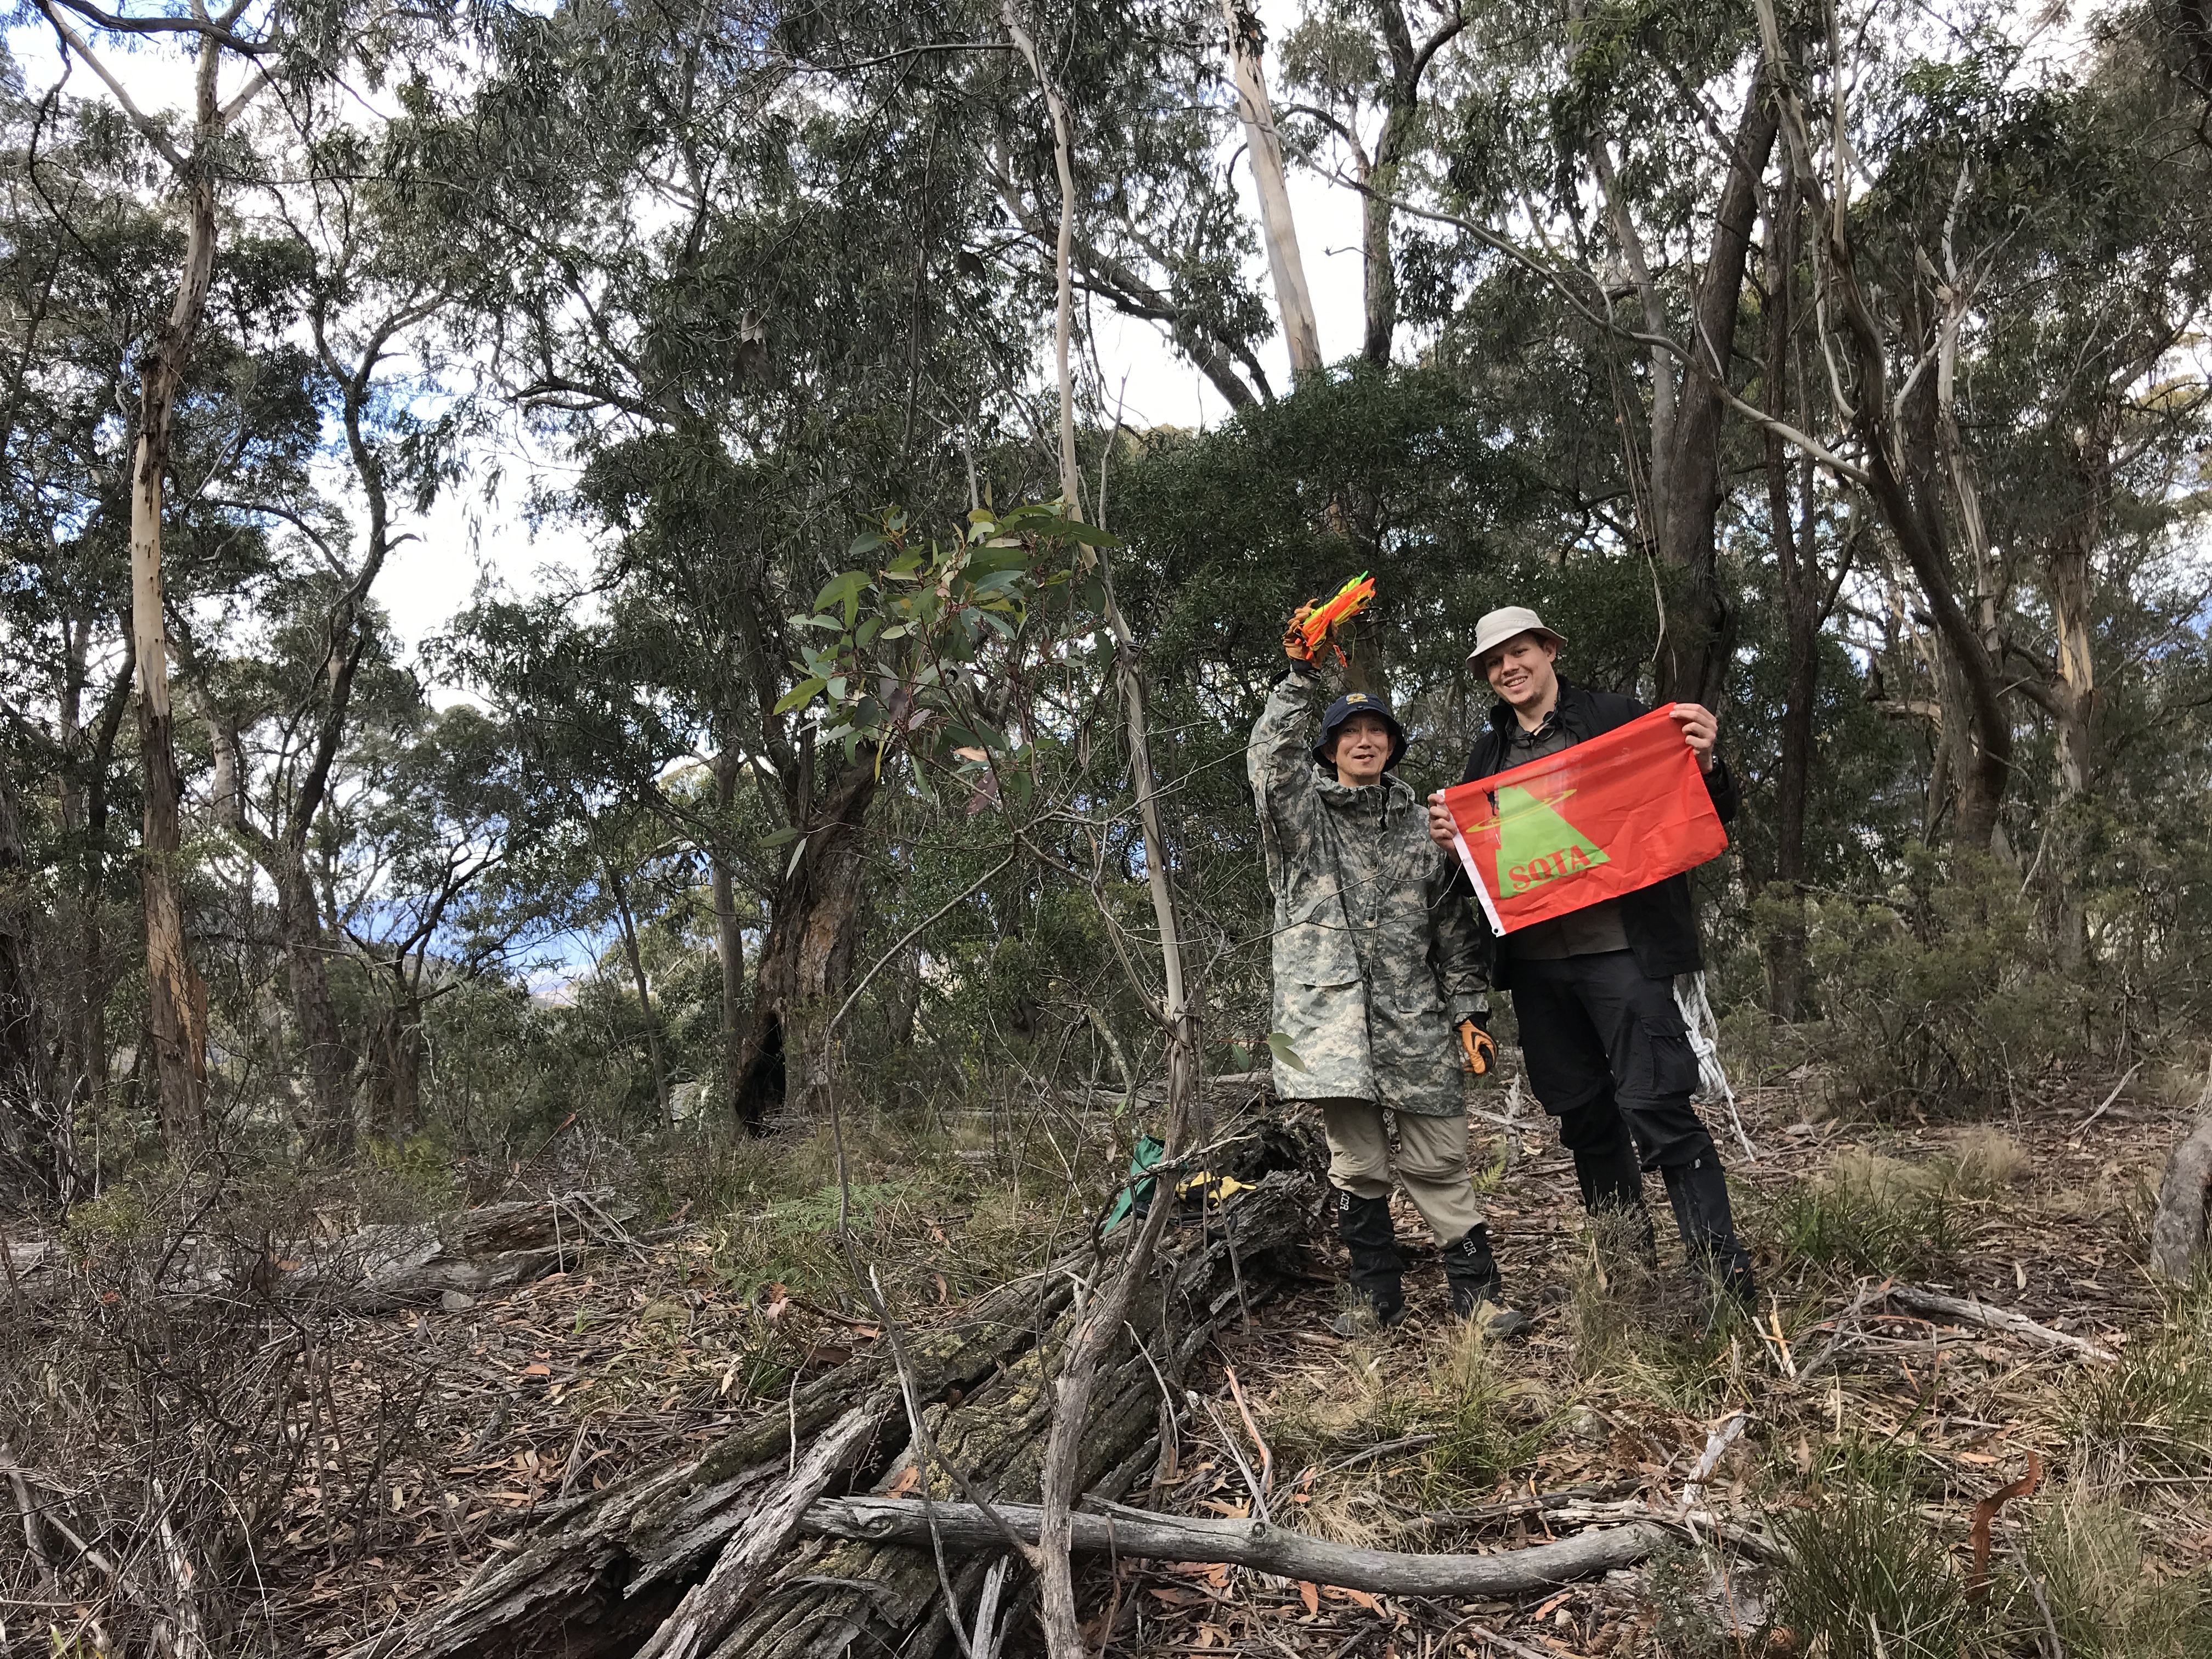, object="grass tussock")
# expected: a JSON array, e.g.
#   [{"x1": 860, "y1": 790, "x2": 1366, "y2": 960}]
[
  {"x1": 1423, "y1": 1317, "x2": 1544, "y2": 1485},
  {"x1": 1937, "y1": 1126, "x2": 2030, "y2": 1197},
  {"x1": 1269, "y1": 1342, "x2": 1428, "y2": 1468},
  {"x1": 1564, "y1": 1208, "x2": 1758, "y2": 1415},
  {"x1": 2016, "y1": 1490, "x2": 2212, "y2": 1659},
  {"x1": 1773, "y1": 1487, "x2": 1976, "y2": 1659},
  {"x1": 2072, "y1": 1269, "x2": 2212, "y2": 1480},
  {"x1": 1568, "y1": 1208, "x2": 1663, "y2": 1377},
  {"x1": 635, "y1": 1115, "x2": 1109, "y2": 1316},
  {"x1": 1763, "y1": 1148, "x2": 1959, "y2": 1279},
  {"x1": 1260, "y1": 1321, "x2": 1544, "y2": 1543}
]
